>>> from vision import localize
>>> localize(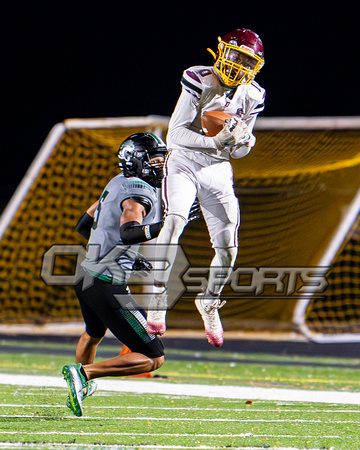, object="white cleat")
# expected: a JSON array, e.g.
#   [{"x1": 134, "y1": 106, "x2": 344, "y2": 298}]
[
  {"x1": 195, "y1": 291, "x2": 226, "y2": 347},
  {"x1": 147, "y1": 292, "x2": 168, "y2": 335}
]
